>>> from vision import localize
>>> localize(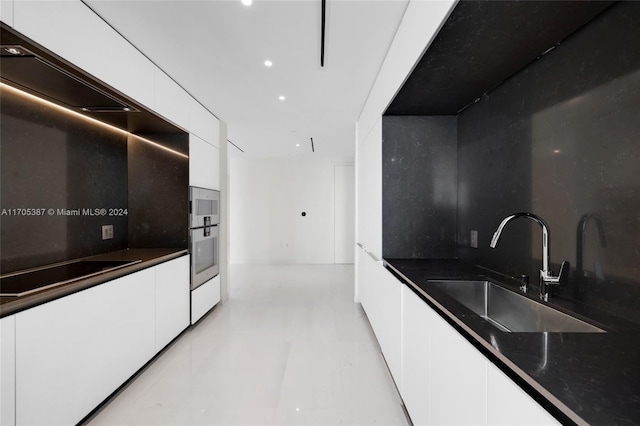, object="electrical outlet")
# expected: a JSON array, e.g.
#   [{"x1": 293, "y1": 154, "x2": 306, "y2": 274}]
[
  {"x1": 102, "y1": 225, "x2": 114, "y2": 240},
  {"x1": 470, "y1": 230, "x2": 478, "y2": 248}
]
